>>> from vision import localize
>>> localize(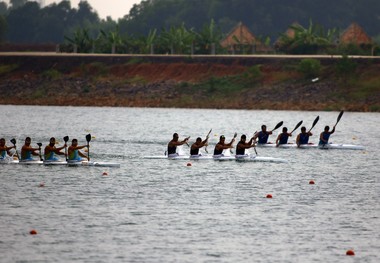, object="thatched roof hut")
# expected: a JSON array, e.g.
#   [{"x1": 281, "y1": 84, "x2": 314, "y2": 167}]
[
  {"x1": 340, "y1": 23, "x2": 372, "y2": 45},
  {"x1": 220, "y1": 22, "x2": 272, "y2": 53}
]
